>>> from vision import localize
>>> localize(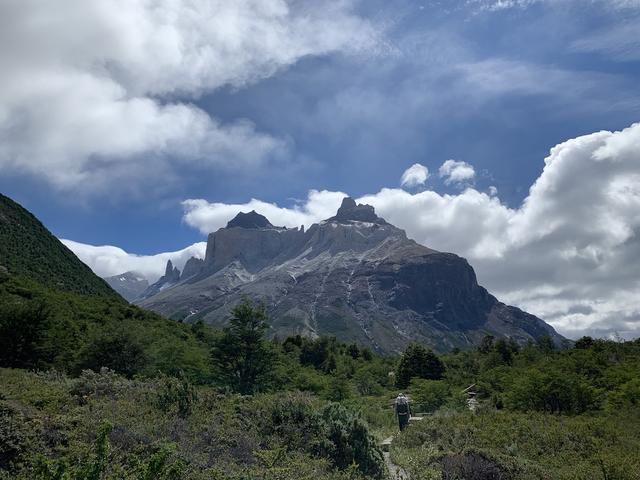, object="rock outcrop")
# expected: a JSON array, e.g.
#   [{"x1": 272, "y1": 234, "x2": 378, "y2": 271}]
[
  {"x1": 138, "y1": 198, "x2": 563, "y2": 353},
  {"x1": 138, "y1": 260, "x2": 181, "y2": 300}
]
